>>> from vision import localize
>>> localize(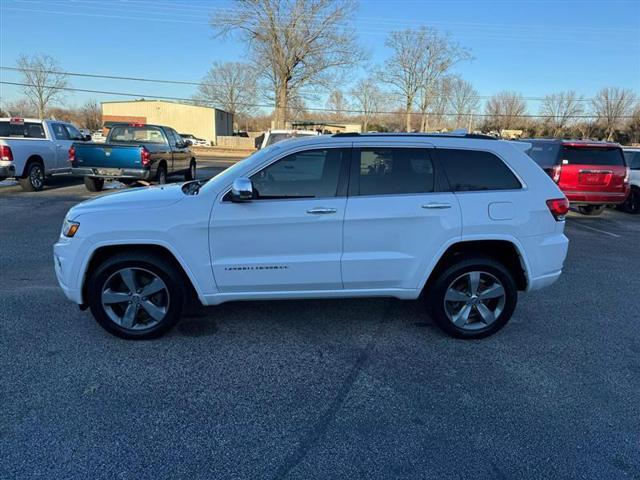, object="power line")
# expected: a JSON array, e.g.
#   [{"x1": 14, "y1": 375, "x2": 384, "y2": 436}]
[
  {"x1": 0, "y1": 66, "x2": 603, "y2": 102},
  {"x1": 2, "y1": 80, "x2": 633, "y2": 118}
]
